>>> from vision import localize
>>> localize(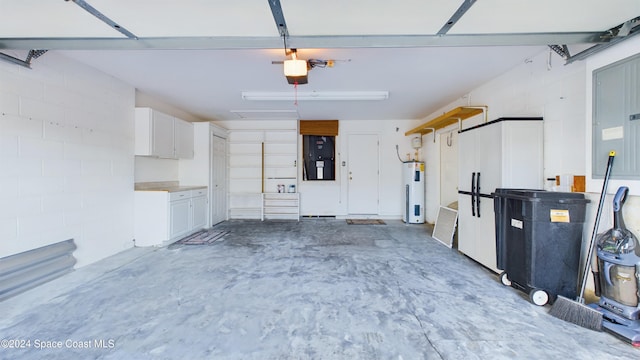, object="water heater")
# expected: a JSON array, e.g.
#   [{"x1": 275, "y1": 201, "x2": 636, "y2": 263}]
[{"x1": 403, "y1": 161, "x2": 425, "y2": 224}]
